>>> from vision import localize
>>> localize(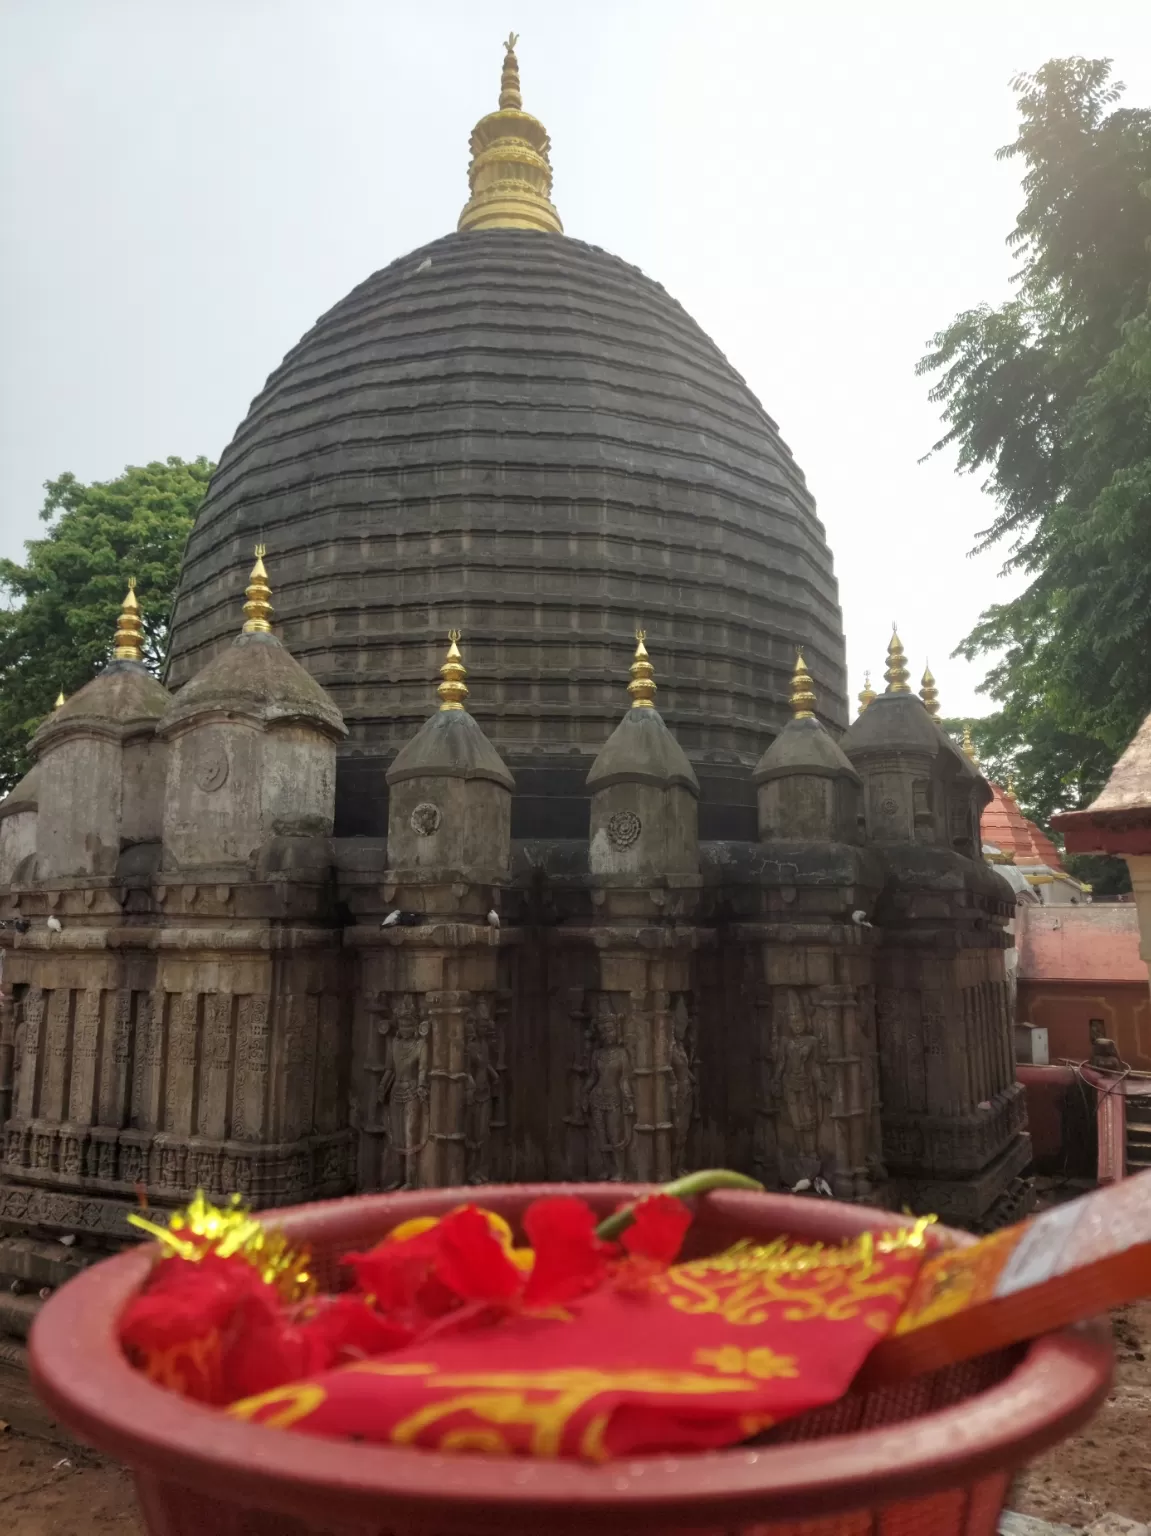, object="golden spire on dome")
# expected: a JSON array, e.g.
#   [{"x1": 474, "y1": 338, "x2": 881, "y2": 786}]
[
  {"x1": 962, "y1": 723, "x2": 978, "y2": 762},
  {"x1": 1007, "y1": 771, "x2": 1017, "y2": 799},
  {"x1": 884, "y1": 624, "x2": 910, "y2": 693},
  {"x1": 242, "y1": 546, "x2": 273, "y2": 634},
  {"x1": 112, "y1": 579, "x2": 144, "y2": 662},
  {"x1": 54, "y1": 689, "x2": 66, "y2": 709},
  {"x1": 628, "y1": 630, "x2": 656, "y2": 708},
  {"x1": 458, "y1": 34, "x2": 563, "y2": 235},
  {"x1": 438, "y1": 631, "x2": 469, "y2": 711},
  {"x1": 919, "y1": 662, "x2": 940, "y2": 719},
  {"x1": 857, "y1": 670, "x2": 876, "y2": 715},
  {"x1": 790, "y1": 650, "x2": 816, "y2": 719}
]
